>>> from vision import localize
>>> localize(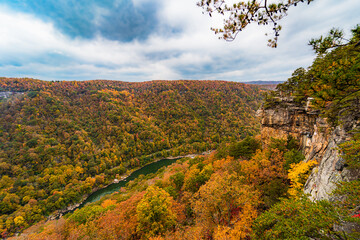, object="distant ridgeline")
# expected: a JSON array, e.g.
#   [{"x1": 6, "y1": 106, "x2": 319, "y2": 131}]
[
  {"x1": 242, "y1": 80, "x2": 284, "y2": 85},
  {"x1": 243, "y1": 81, "x2": 283, "y2": 91},
  {"x1": 0, "y1": 78, "x2": 264, "y2": 235}
]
